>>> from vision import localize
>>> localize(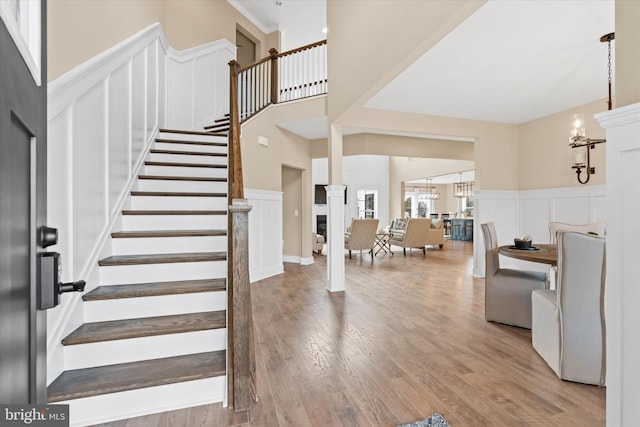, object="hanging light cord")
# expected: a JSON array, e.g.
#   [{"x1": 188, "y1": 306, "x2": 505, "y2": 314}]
[{"x1": 601, "y1": 32, "x2": 615, "y2": 111}]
